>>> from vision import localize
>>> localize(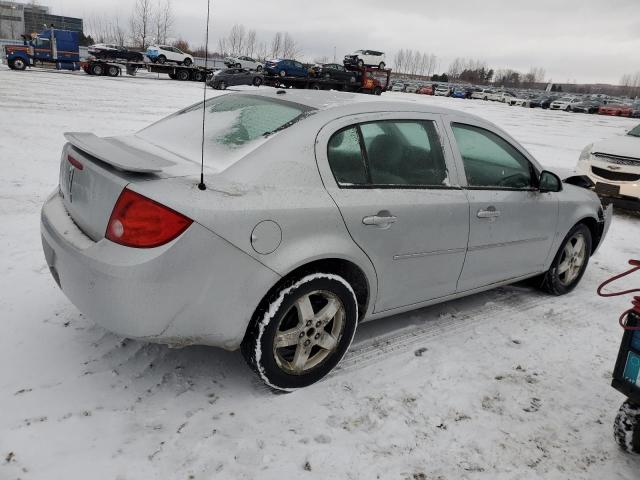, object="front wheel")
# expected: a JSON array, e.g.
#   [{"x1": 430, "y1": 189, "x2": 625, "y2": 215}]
[
  {"x1": 279, "y1": 69, "x2": 287, "y2": 77},
  {"x1": 11, "y1": 57, "x2": 27, "y2": 70},
  {"x1": 217, "y1": 80, "x2": 226, "y2": 90},
  {"x1": 156, "y1": 55, "x2": 166, "y2": 64},
  {"x1": 378, "y1": 62, "x2": 386, "y2": 69},
  {"x1": 539, "y1": 223, "x2": 592, "y2": 295},
  {"x1": 252, "y1": 76, "x2": 263, "y2": 86},
  {"x1": 183, "y1": 58, "x2": 192, "y2": 67},
  {"x1": 241, "y1": 273, "x2": 358, "y2": 391},
  {"x1": 256, "y1": 65, "x2": 263, "y2": 72},
  {"x1": 107, "y1": 65, "x2": 119, "y2": 77},
  {"x1": 614, "y1": 400, "x2": 640, "y2": 454}
]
